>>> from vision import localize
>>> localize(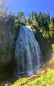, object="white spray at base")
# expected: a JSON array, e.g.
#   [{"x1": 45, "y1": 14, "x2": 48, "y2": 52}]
[{"x1": 15, "y1": 25, "x2": 43, "y2": 76}]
